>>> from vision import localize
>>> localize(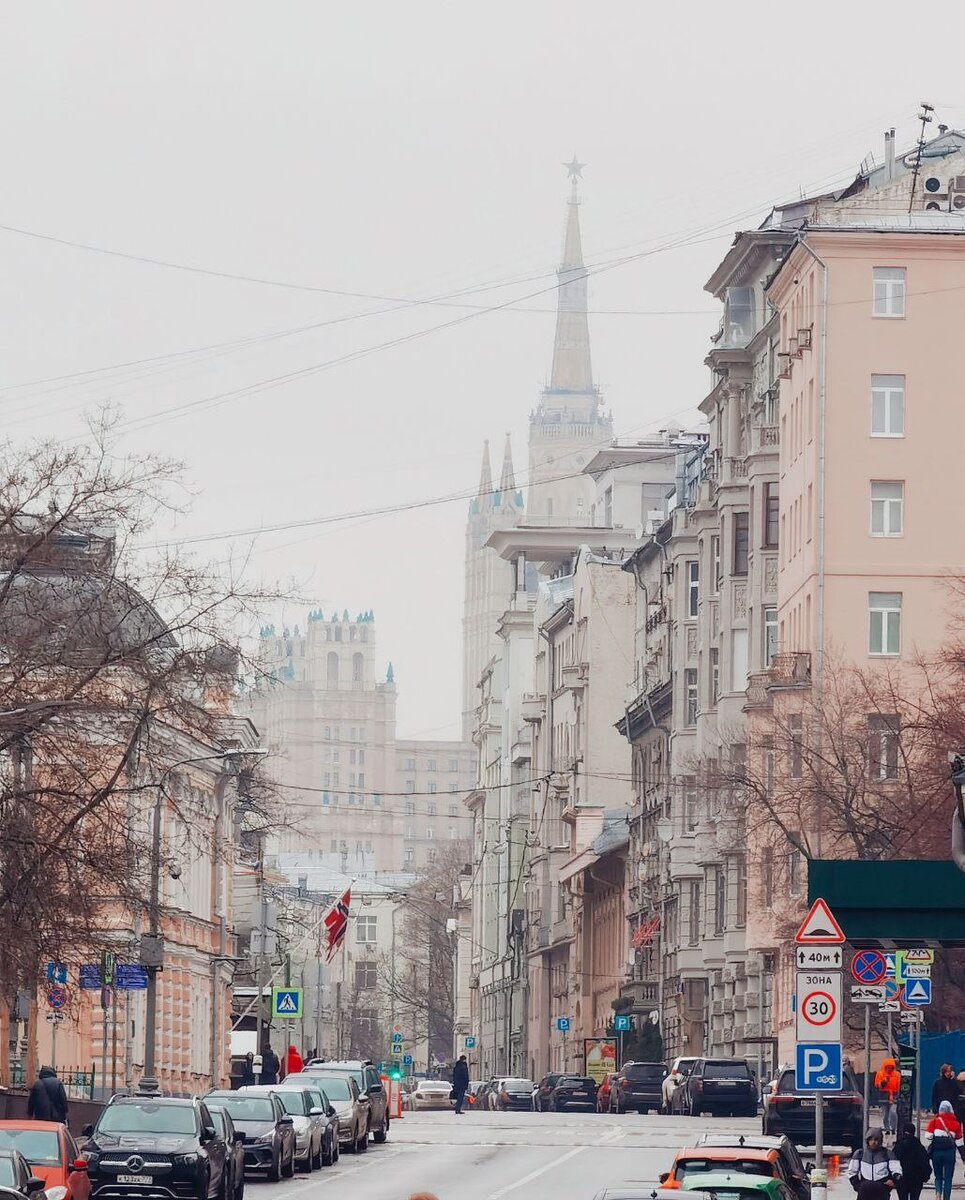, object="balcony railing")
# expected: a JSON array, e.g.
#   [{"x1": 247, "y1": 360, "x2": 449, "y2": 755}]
[
  {"x1": 769, "y1": 651, "x2": 812, "y2": 685},
  {"x1": 521, "y1": 692, "x2": 546, "y2": 723}
]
